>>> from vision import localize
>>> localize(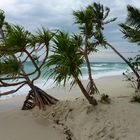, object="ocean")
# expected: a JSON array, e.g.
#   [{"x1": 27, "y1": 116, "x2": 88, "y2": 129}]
[{"x1": 0, "y1": 62, "x2": 129, "y2": 100}]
